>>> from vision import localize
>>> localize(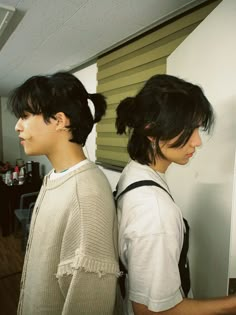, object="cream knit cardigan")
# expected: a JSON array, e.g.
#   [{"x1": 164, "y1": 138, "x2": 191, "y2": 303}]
[{"x1": 18, "y1": 161, "x2": 120, "y2": 315}]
